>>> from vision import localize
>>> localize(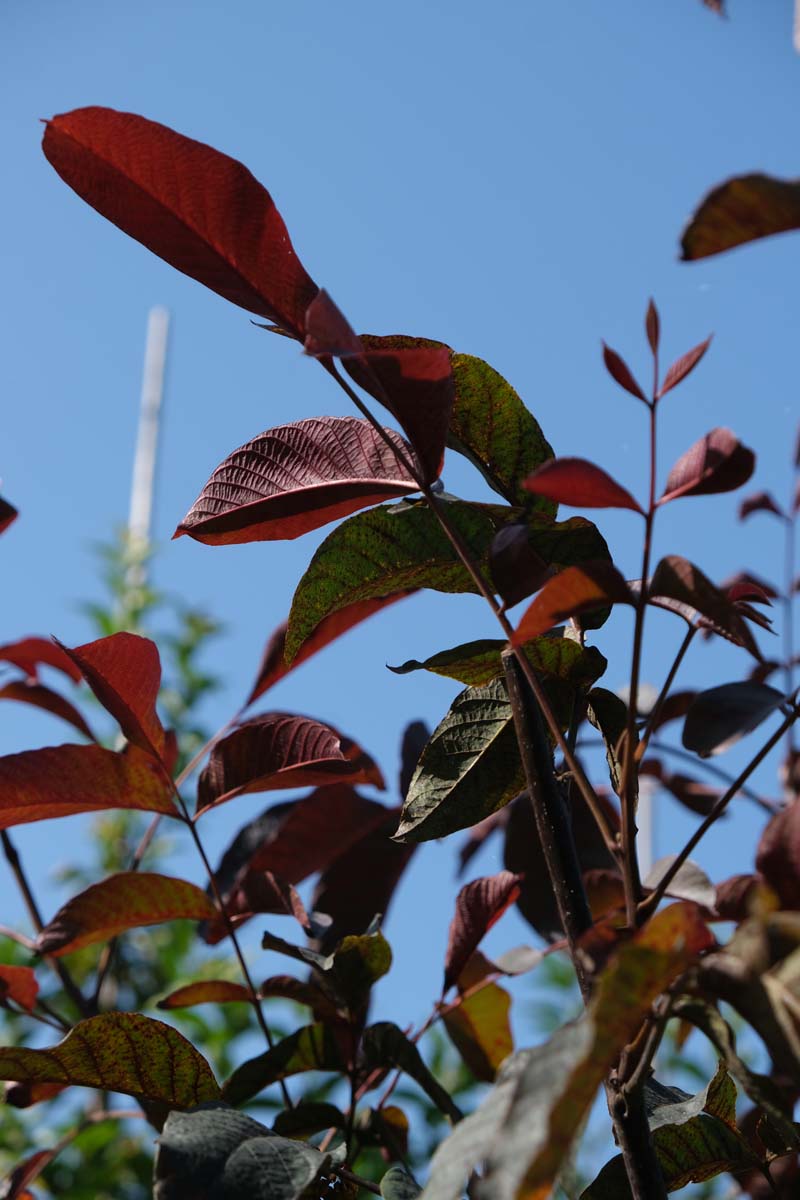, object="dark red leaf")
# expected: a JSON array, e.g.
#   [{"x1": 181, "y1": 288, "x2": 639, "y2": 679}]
[
  {"x1": 58, "y1": 633, "x2": 166, "y2": 760},
  {"x1": 682, "y1": 681, "x2": 786, "y2": 757},
  {"x1": 757, "y1": 802, "x2": 800, "y2": 909},
  {"x1": 196, "y1": 713, "x2": 384, "y2": 817},
  {"x1": 398, "y1": 721, "x2": 430, "y2": 801},
  {"x1": 443, "y1": 872, "x2": 522, "y2": 992},
  {"x1": 714, "y1": 874, "x2": 763, "y2": 922},
  {"x1": 659, "y1": 772, "x2": 721, "y2": 817},
  {"x1": 309, "y1": 807, "x2": 415, "y2": 954},
  {"x1": 0, "y1": 681, "x2": 95, "y2": 741},
  {"x1": 647, "y1": 555, "x2": 762, "y2": 658},
  {"x1": 739, "y1": 491, "x2": 785, "y2": 521},
  {"x1": 794, "y1": 479, "x2": 800, "y2": 515},
  {"x1": 0, "y1": 497, "x2": 17, "y2": 536},
  {"x1": 645, "y1": 299, "x2": 660, "y2": 355},
  {"x1": 0, "y1": 966, "x2": 38, "y2": 1013},
  {"x1": 647, "y1": 689, "x2": 697, "y2": 733},
  {"x1": 0, "y1": 743, "x2": 178, "y2": 828},
  {"x1": 722, "y1": 570, "x2": 780, "y2": 601},
  {"x1": 658, "y1": 428, "x2": 754, "y2": 504},
  {"x1": 750, "y1": 660, "x2": 781, "y2": 685},
  {"x1": 303, "y1": 288, "x2": 364, "y2": 358},
  {"x1": 488, "y1": 523, "x2": 551, "y2": 609},
  {"x1": 512, "y1": 562, "x2": 633, "y2": 644},
  {"x1": 42, "y1": 107, "x2": 318, "y2": 337},
  {"x1": 657, "y1": 336, "x2": 712, "y2": 398},
  {"x1": 5, "y1": 1080, "x2": 66, "y2": 1108},
  {"x1": 245, "y1": 594, "x2": 414, "y2": 707},
  {"x1": 524, "y1": 457, "x2": 643, "y2": 513},
  {"x1": 174, "y1": 417, "x2": 417, "y2": 545},
  {"x1": 157, "y1": 981, "x2": 251, "y2": 1010},
  {"x1": 601, "y1": 344, "x2": 647, "y2": 402},
  {"x1": 229, "y1": 870, "x2": 311, "y2": 931},
  {"x1": 0, "y1": 638, "x2": 82, "y2": 683},
  {"x1": 681, "y1": 173, "x2": 800, "y2": 261}
]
